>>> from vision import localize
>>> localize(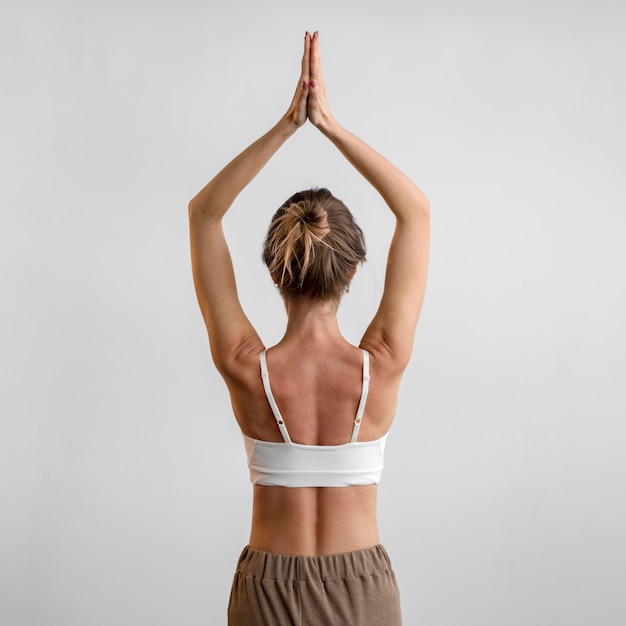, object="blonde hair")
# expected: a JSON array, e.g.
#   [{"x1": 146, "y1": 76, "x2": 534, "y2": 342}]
[{"x1": 262, "y1": 188, "x2": 366, "y2": 300}]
